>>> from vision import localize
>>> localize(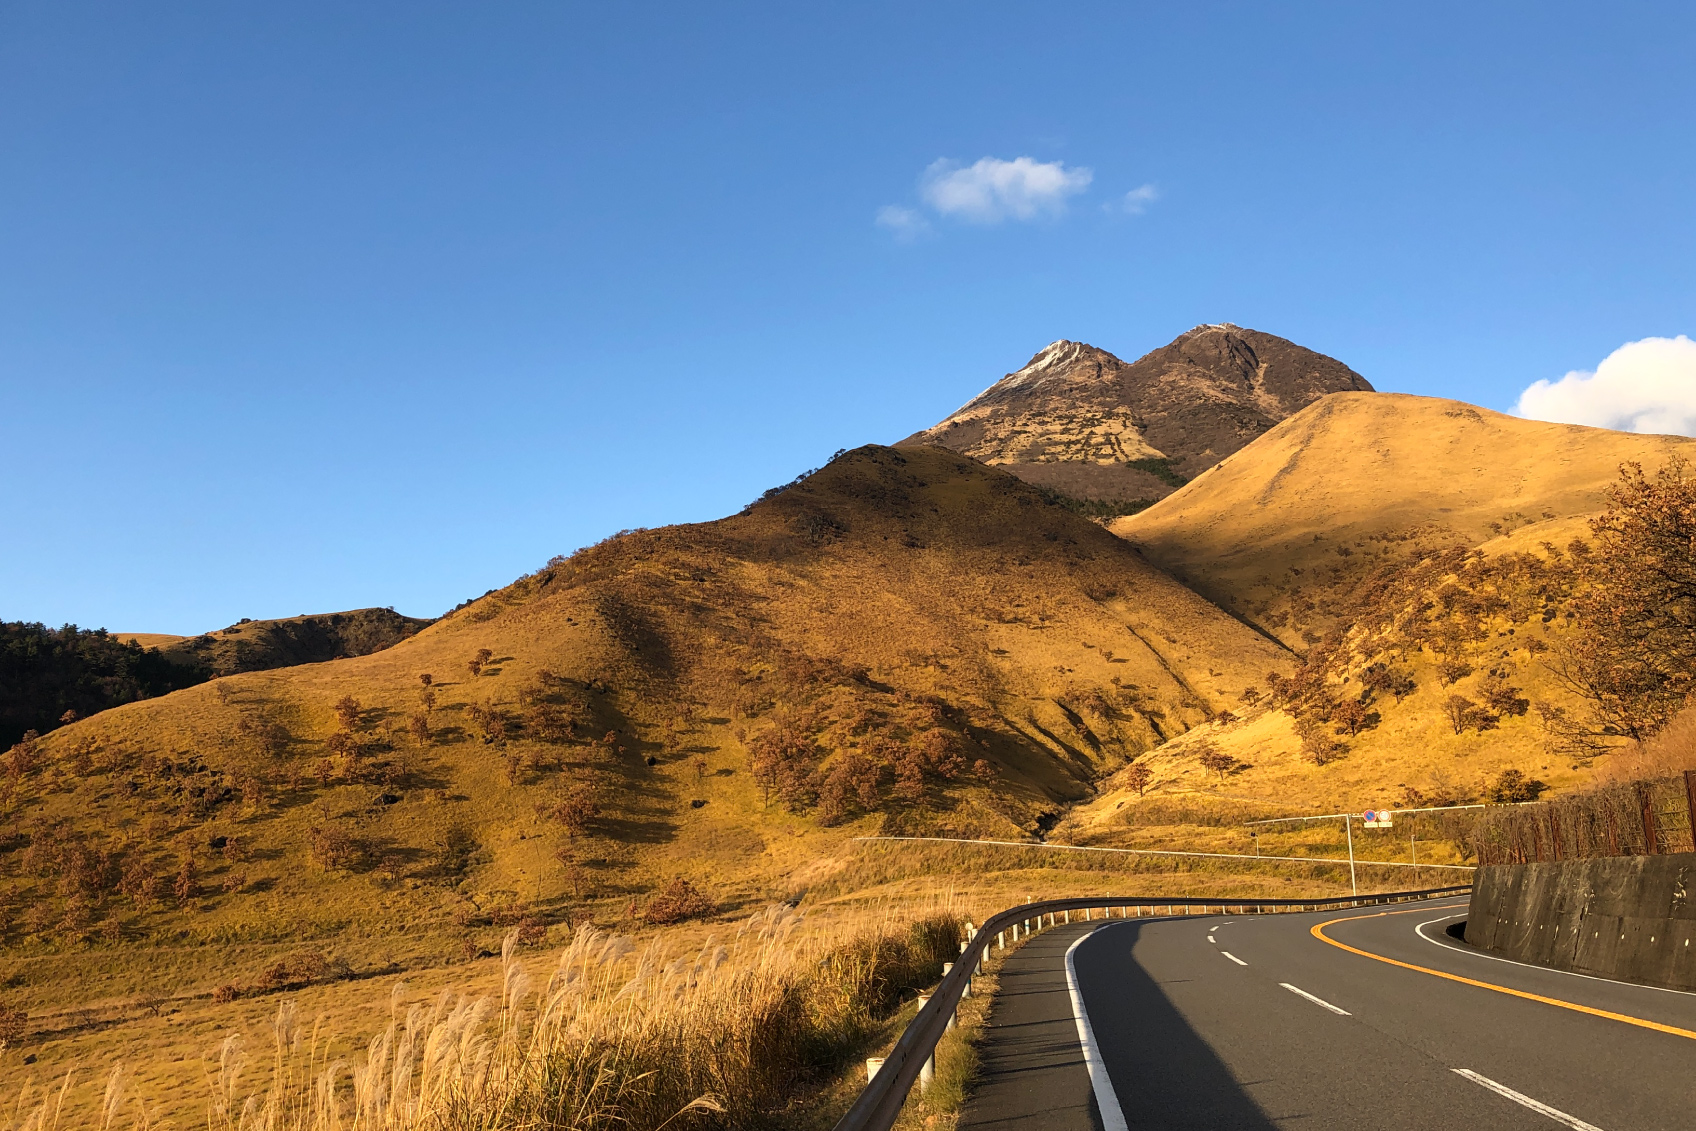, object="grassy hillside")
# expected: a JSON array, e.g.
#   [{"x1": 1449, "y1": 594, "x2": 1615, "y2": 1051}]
[
  {"x1": 1071, "y1": 393, "x2": 1696, "y2": 836},
  {"x1": 0, "y1": 446, "x2": 1287, "y2": 1029},
  {"x1": 1113, "y1": 392, "x2": 1696, "y2": 647},
  {"x1": 151, "y1": 607, "x2": 433, "y2": 676}
]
